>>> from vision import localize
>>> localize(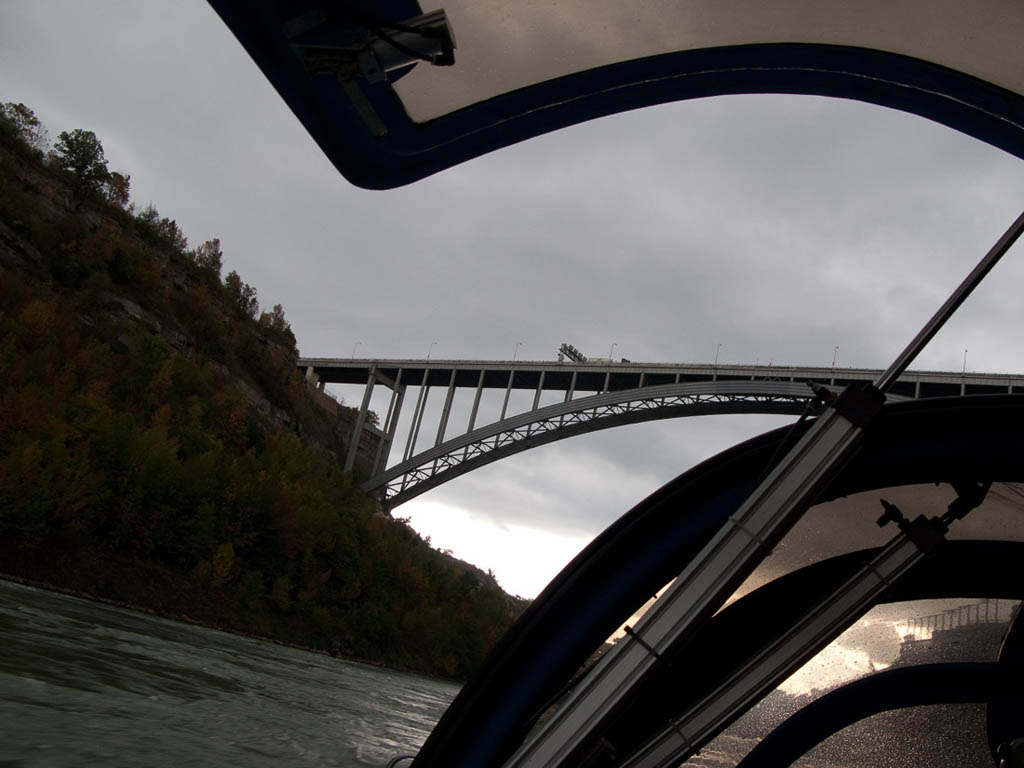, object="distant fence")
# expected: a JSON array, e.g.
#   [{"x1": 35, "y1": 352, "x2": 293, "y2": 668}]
[{"x1": 902, "y1": 599, "x2": 1019, "y2": 640}]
